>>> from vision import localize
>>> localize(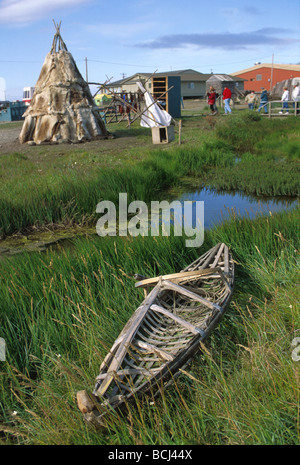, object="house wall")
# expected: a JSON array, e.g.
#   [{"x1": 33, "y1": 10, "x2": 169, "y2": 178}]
[
  {"x1": 120, "y1": 82, "x2": 140, "y2": 93},
  {"x1": 122, "y1": 80, "x2": 207, "y2": 99},
  {"x1": 117, "y1": 78, "x2": 207, "y2": 99},
  {"x1": 206, "y1": 79, "x2": 244, "y2": 96},
  {"x1": 235, "y1": 67, "x2": 300, "y2": 92},
  {"x1": 0, "y1": 102, "x2": 26, "y2": 122},
  {"x1": 180, "y1": 81, "x2": 206, "y2": 98}
]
